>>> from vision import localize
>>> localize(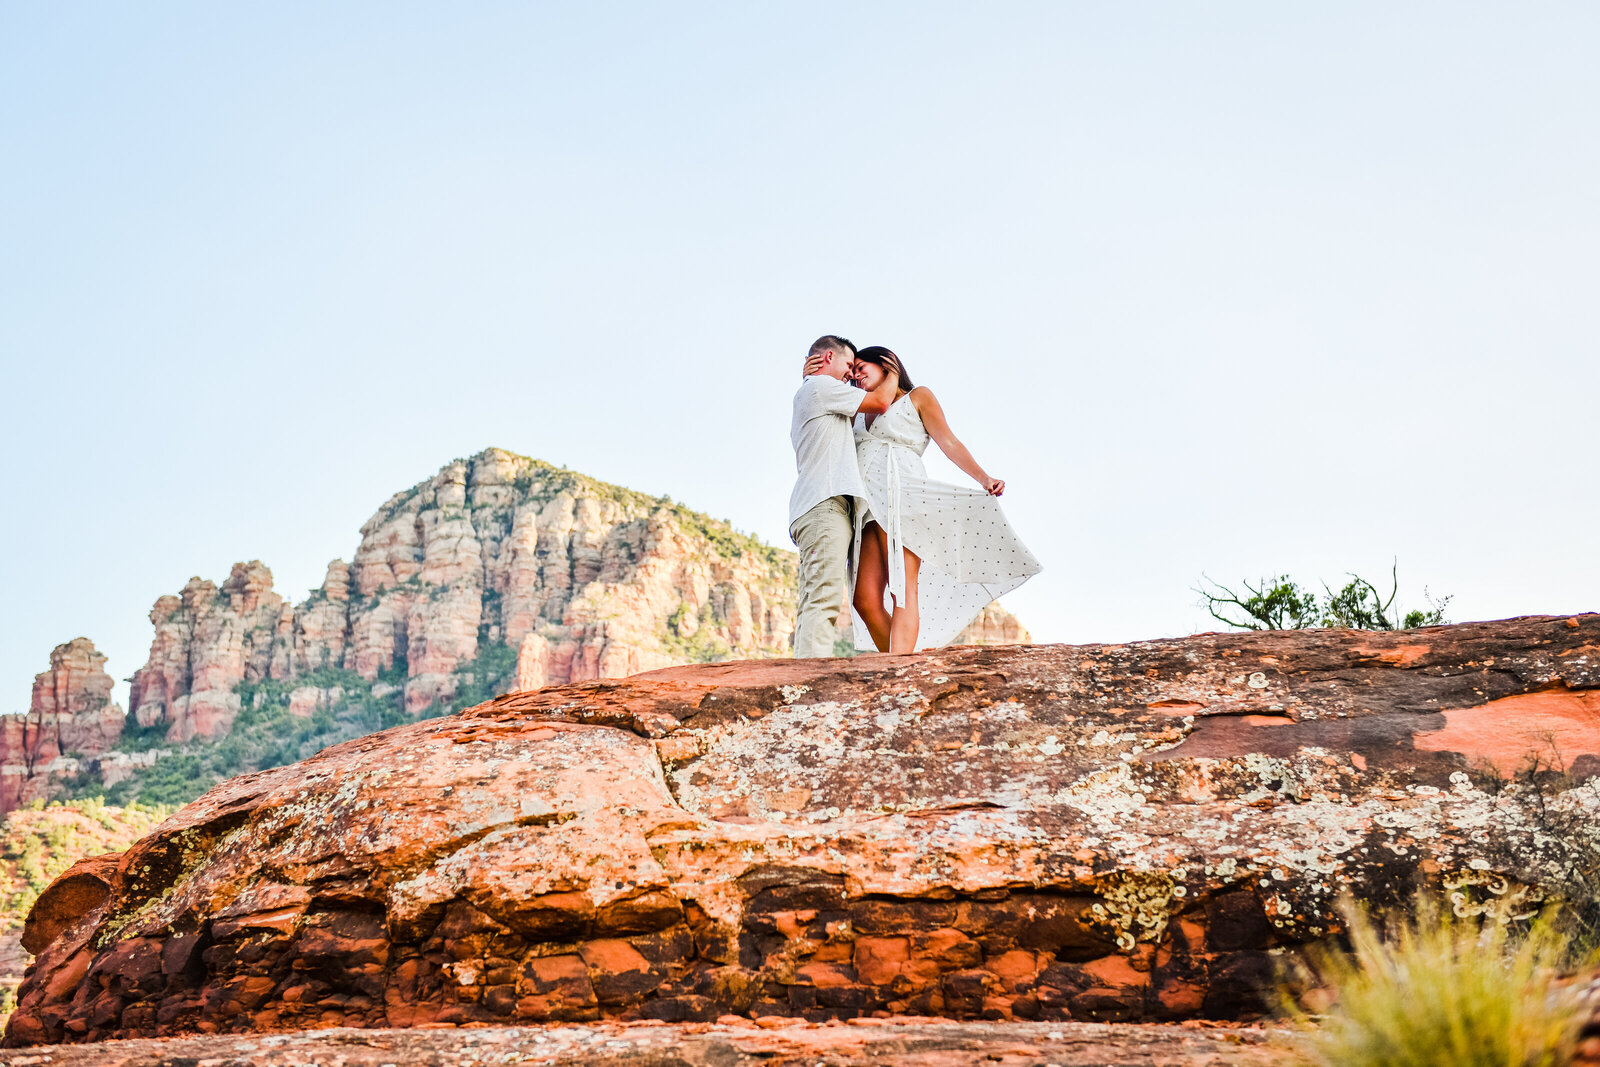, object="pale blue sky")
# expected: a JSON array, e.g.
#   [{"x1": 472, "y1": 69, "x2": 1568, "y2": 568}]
[{"x1": 3, "y1": 3, "x2": 1597, "y2": 711}]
